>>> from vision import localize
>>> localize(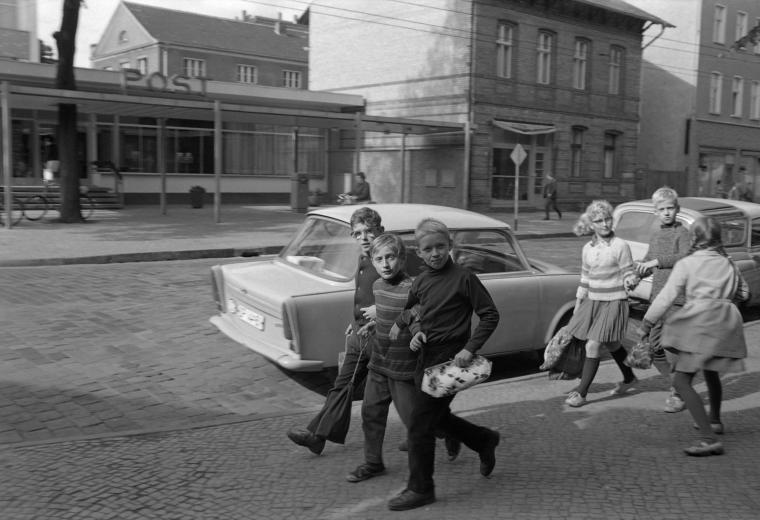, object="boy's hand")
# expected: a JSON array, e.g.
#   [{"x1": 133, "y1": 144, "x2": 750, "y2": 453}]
[
  {"x1": 453, "y1": 349, "x2": 473, "y2": 367},
  {"x1": 361, "y1": 305, "x2": 376, "y2": 321},
  {"x1": 623, "y1": 275, "x2": 640, "y2": 292},
  {"x1": 357, "y1": 321, "x2": 374, "y2": 337},
  {"x1": 389, "y1": 323, "x2": 401, "y2": 340},
  {"x1": 635, "y1": 260, "x2": 657, "y2": 277},
  {"x1": 409, "y1": 331, "x2": 427, "y2": 351},
  {"x1": 344, "y1": 323, "x2": 352, "y2": 336}
]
